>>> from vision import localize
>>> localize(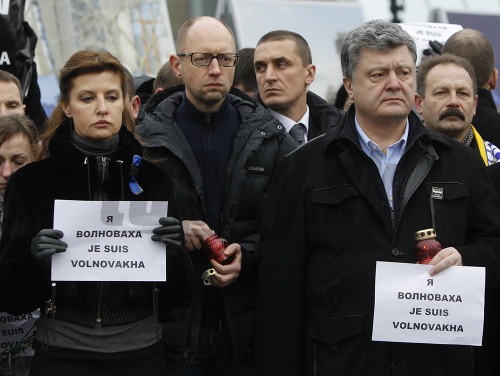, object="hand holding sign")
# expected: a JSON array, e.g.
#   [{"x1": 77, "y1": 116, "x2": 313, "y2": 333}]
[
  {"x1": 372, "y1": 261, "x2": 484, "y2": 346},
  {"x1": 31, "y1": 229, "x2": 67, "y2": 265},
  {"x1": 52, "y1": 200, "x2": 168, "y2": 281},
  {"x1": 152, "y1": 217, "x2": 184, "y2": 253}
]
